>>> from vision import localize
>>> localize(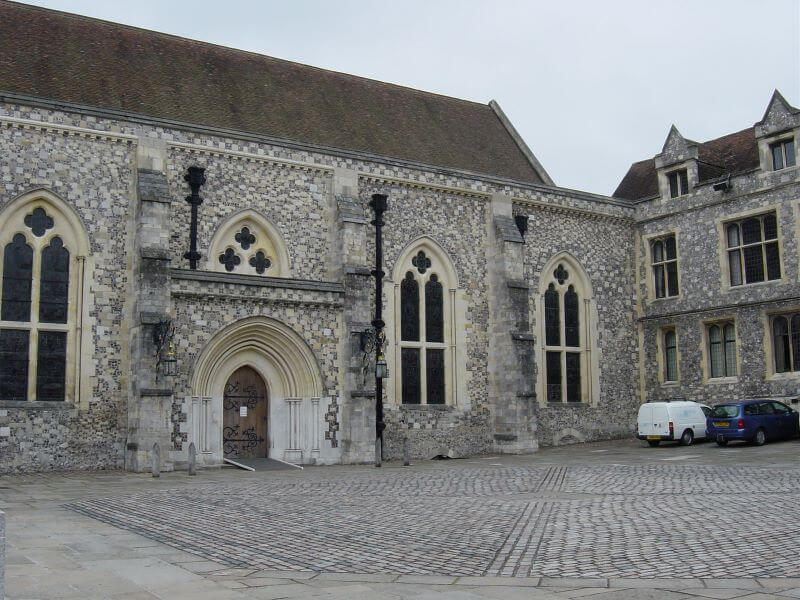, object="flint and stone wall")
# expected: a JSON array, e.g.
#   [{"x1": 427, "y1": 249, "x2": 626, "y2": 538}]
[{"x1": 0, "y1": 98, "x2": 643, "y2": 472}]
